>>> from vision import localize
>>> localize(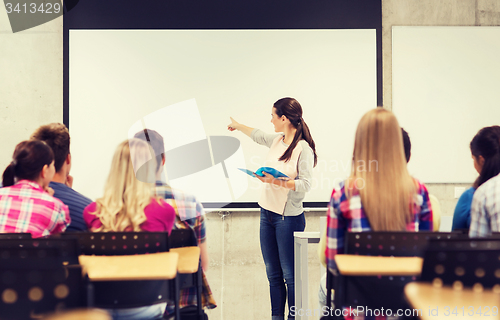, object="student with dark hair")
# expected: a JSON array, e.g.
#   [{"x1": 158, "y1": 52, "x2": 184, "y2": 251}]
[
  {"x1": 31, "y1": 123, "x2": 92, "y2": 231},
  {"x1": 401, "y1": 128, "x2": 411, "y2": 163},
  {"x1": 0, "y1": 140, "x2": 70, "y2": 237},
  {"x1": 401, "y1": 127, "x2": 441, "y2": 231},
  {"x1": 134, "y1": 128, "x2": 216, "y2": 317},
  {"x1": 453, "y1": 126, "x2": 500, "y2": 231},
  {"x1": 228, "y1": 97, "x2": 316, "y2": 320}
]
